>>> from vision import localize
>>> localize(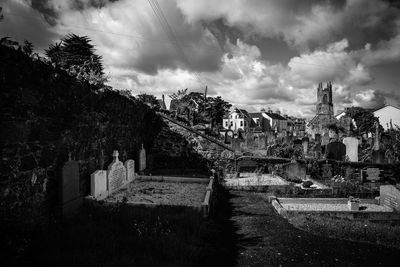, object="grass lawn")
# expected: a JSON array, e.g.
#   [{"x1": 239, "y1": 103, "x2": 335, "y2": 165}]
[{"x1": 288, "y1": 214, "x2": 400, "y2": 249}]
